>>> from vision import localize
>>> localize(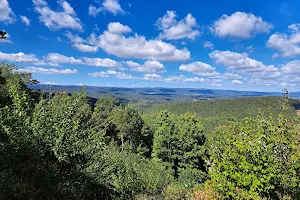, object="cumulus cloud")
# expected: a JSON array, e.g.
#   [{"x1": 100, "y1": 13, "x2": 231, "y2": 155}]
[
  {"x1": 63, "y1": 22, "x2": 191, "y2": 60},
  {"x1": 184, "y1": 77, "x2": 222, "y2": 86},
  {"x1": 267, "y1": 24, "x2": 300, "y2": 57},
  {"x1": 183, "y1": 77, "x2": 206, "y2": 83},
  {"x1": 82, "y1": 57, "x2": 121, "y2": 68},
  {"x1": 179, "y1": 61, "x2": 220, "y2": 77},
  {"x1": 143, "y1": 73, "x2": 163, "y2": 81},
  {"x1": 33, "y1": 0, "x2": 83, "y2": 31},
  {"x1": 155, "y1": 10, "x2": 200, "y2": 40},
  {"x1": 88, "y1": 0, "x2": 125, "y2": 16},
  {"x1": 125, "y1": 61, "x2": 166, "y2": 73},
  {"x1": 0, "y1": 51, "x2": 39, "y2": 63},
  {"x1": 224, "y1": 73, "x2": 242, "y2": 80},
  {"x1": 88, "y1": 71, "x2": 110, "y2": 78},
  {"x1": 0, "y1": 0, "x2": 16, "y2": 24},
  {"x1": 96, "y1": 22, "x2": 191, "y2": 61},
  {"x1": 232, "y1": 79, "x2": 243, "y2": 85},
  {"x1": 20, "y1": 15, "x2": 30, "y2": 26},
  {"x1": 108, "y1": 22, "x2": 132, "y2": 34},
  {"x1": 204, "y1": 41, "x2": 214, "y2": 49},
  {"x1": 106, "y1": 70, "x2": 135, "y2": 79},
  {"x1": 64, "y1": 32, "x2": 98, "y2": 52},
  {"x1": 211, "y1": 12, "x2": 273, "y2": 39},
  {"x1": 164, "y1": 75, "x2": 186, "y2": 82},
  {"x1": 280, "y1": 60, "x2": 300, "y2": 84},
  {"x1": 73, "y1": 43, "x2": 98, "y2": 53},
  {"x1": 89, "y1": 70, "x2": 136, "y2": 79},
  {"x1": 44, "y1": 53, "x2": 83, "y2": 65},
  {"x1": 281, "y1": 60, "x2": 300, "y2": 75},
  {"x1": 209, "y1": 50, "x2": 280, "y2": 79},
  {"x1": 18, "y1": 67, "x2": 77, "y2": 74},
  {"x1": 163, "y1": 75, "x2": 222, "y2": 86}
]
